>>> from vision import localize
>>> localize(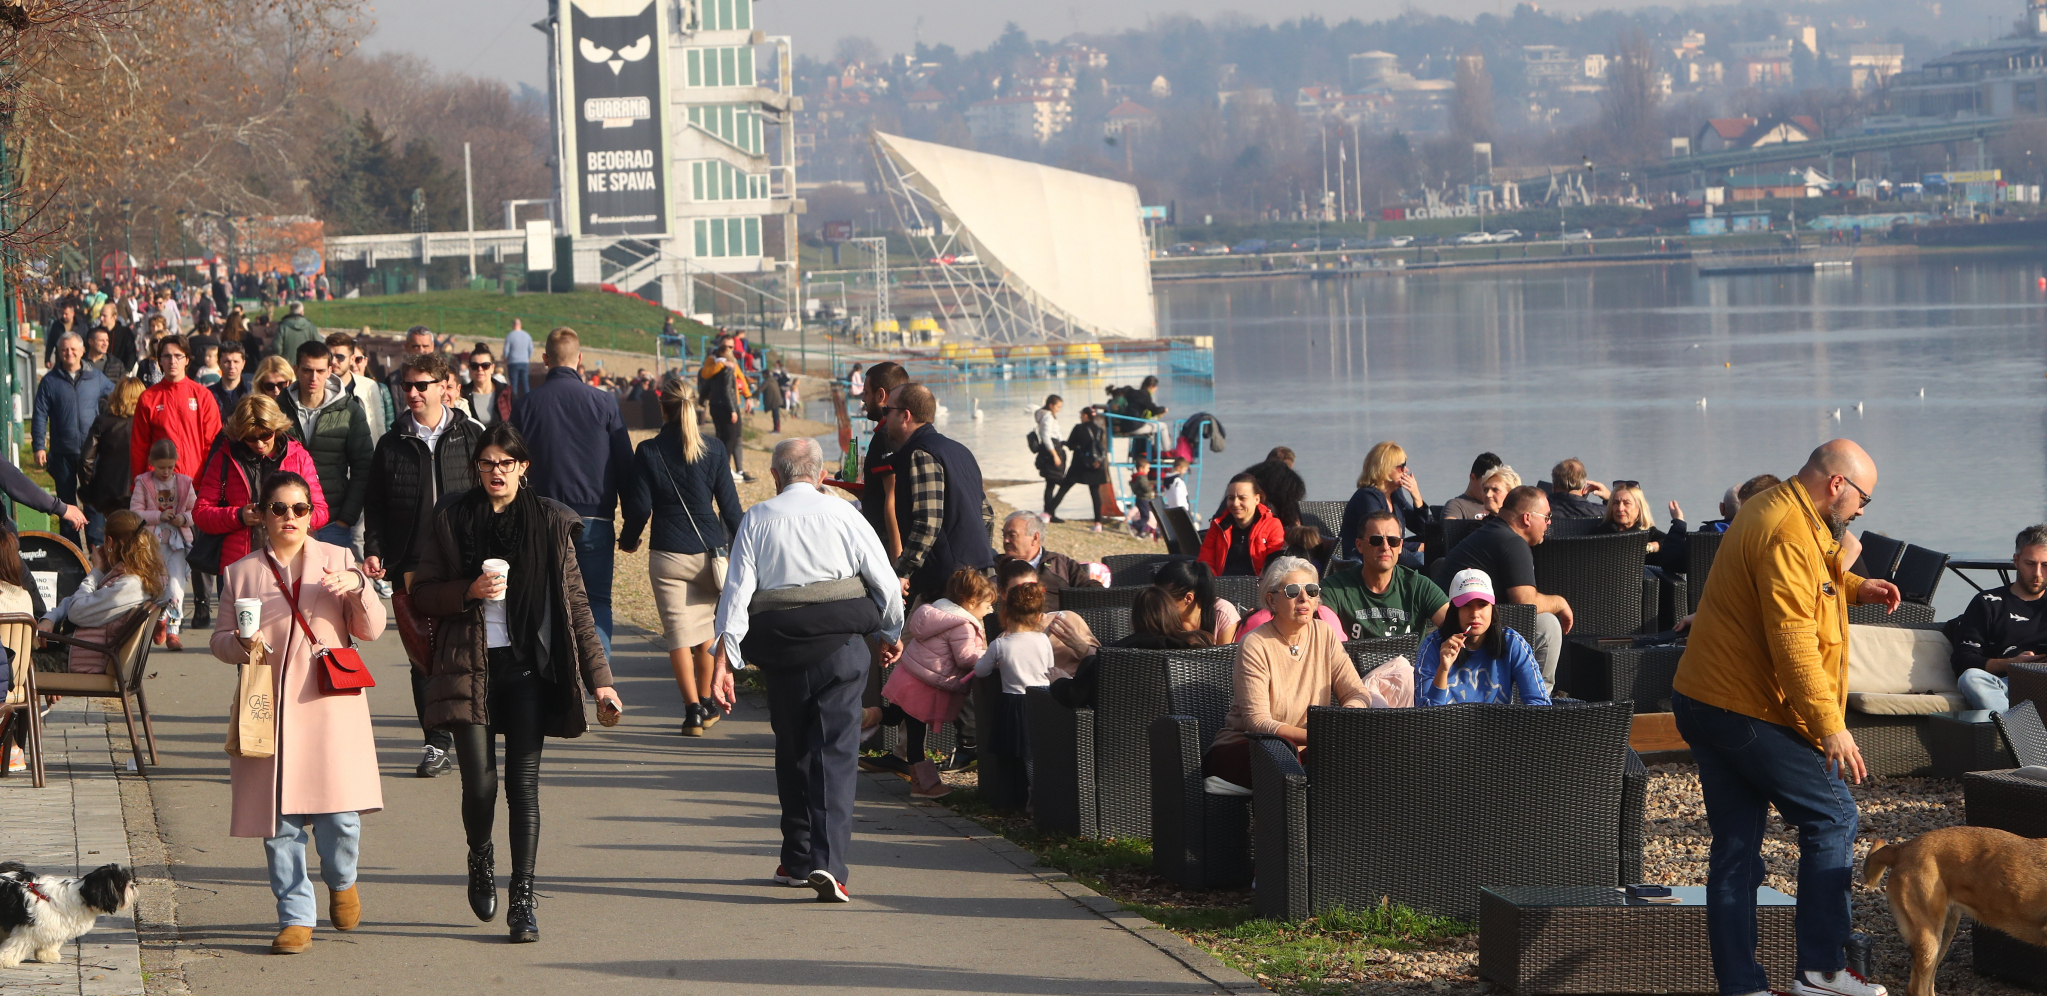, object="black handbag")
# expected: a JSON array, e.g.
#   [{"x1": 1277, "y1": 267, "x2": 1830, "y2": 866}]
[{"x1": 185, "y1": 437, "x2": 229, "y2": 575}]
